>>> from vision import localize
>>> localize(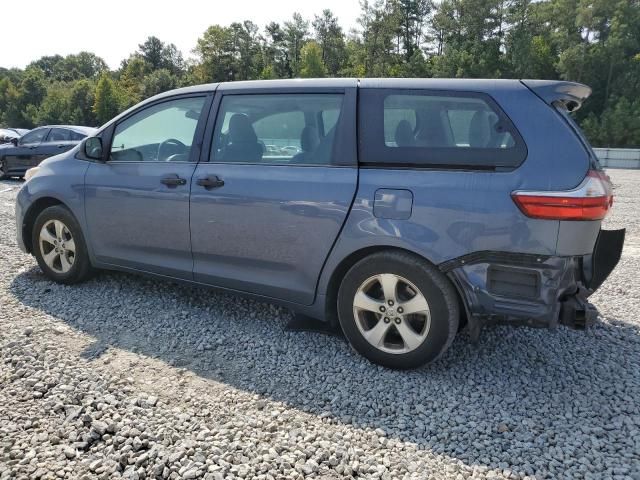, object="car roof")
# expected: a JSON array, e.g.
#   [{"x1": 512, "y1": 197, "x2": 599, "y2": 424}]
[
  {"x1": 37, "y1": 125, "x2": 97, "y2": 134},
  {"x1": 99, "y1": 77, "x2": 586, "y2": 134},
  {"x1": 0, "y1": 128, "x2": 26, "y2": 134},
  {"x1": 148, "y1": 78, "x2": 358, "y2": 99},
  {"x1": 150, "y1": 78, "x2": 529, "y2": 99},
  {"x1": 358, "y1": 78, "x2": 526, "y2": 89},
  {"x1": 95, "y1": 78, "x2": 528, "y2": 133}
]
